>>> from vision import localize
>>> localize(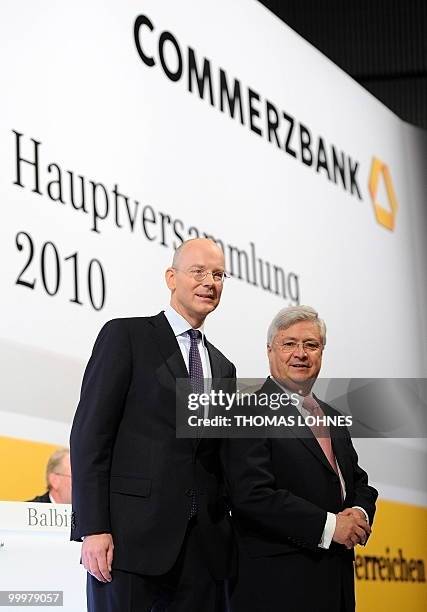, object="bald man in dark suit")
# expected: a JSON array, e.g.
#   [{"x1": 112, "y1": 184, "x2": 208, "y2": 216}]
[{"x1": 70, "y1": 239, "x2": 236, "y2": 612}]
